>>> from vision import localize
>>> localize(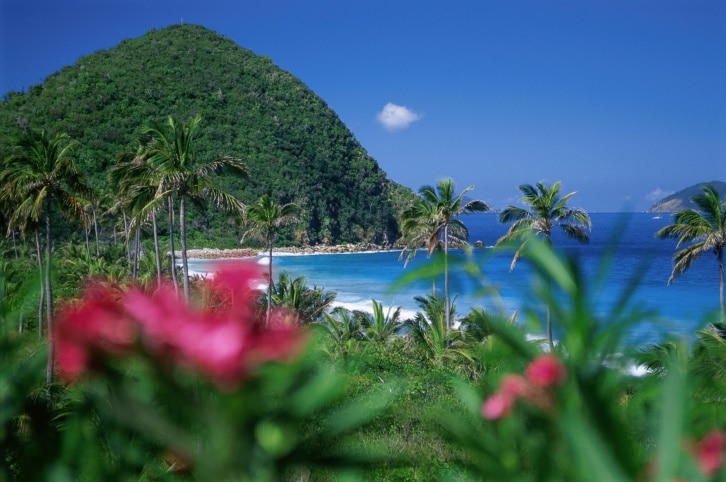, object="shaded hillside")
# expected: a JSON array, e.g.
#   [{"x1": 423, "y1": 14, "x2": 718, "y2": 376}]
[
  {"x1": 647, "y1": 181, "x2": 726, "y2": 213},
  {"x1": 0, "y1": 24, "x2": 411, "y2": 246}
]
